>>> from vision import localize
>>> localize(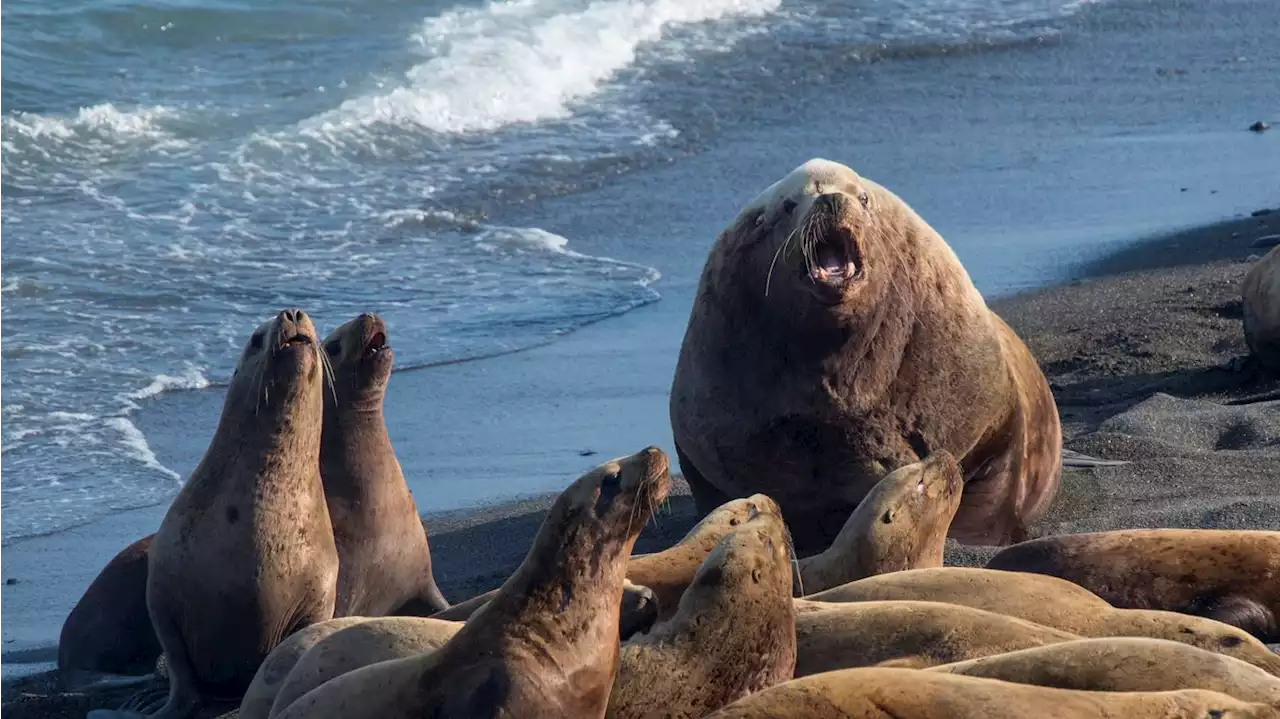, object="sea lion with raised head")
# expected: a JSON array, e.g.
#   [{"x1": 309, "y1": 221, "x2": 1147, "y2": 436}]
[
  {"x1": 985, "y1": 528, "x2": 1280, "y2": 642},
  {"x1": 239, "y1": 617, "x2": 371, "y2": 719},
  {"x1": 703, "y1": 667, "x2": 1277, "y2": 719},
  {"x1": 670, "y1": 158, "x2": 1061, "y2": 552},
  {"x1": 806, "y1": 567, "x2": 1280, "y2": 676},
  {"x1": 320, "y1": 312, "x2": 448, "y2": 616},
  {"x1": 89, "y1": 309, "x2": 340, "y2": 719},
  {"x1": 795, "y1": 451, "x2": 963, "y2": 594},
  {"x1": 607, "y1": 511, "x2": 797, "y2": 719},
  {"x1": 789, "y1": 600, "x2": 1079, "y2": 676},
  {"x1": 433, "y1": 495, "x2": 777, "y2": 625},
  {"x1": 273, "y1": 447, "x2": 672, "y2": 719},
  {"x1": 928, "y1": 637, "x2": 1280, "y2": 708},
  {"x1": 59, "y1": 534, "x2": 160, "y2": 688}
]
